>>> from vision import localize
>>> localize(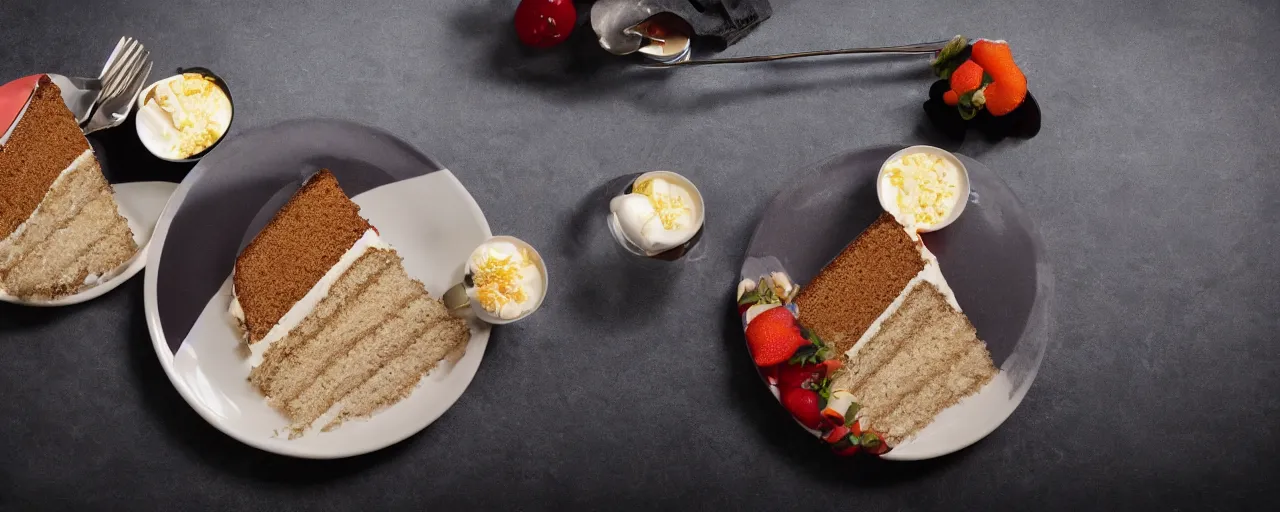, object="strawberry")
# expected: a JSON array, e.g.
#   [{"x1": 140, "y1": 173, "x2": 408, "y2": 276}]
[
  {"x1": 779, "y1": 387, "x2": 824, "y2": 429},
  {"x1": 776, "y1": 363, "x2": 823, "y2": 390},
  {"x1": 949, "y1": 59, "x2": 984, "y2": 94},
  {"x1": 823, "y1": 425, "x2": 851, "y2": 444},
  {"x1": 943, "y1": 90, "x2": 959, "y2": 106},
  {"x1": 860, "y1": 430, "x2": 890, "y2": 456},
  {"x1": 970, "y1": 40, "x2": 1027, "y2": 116},
  {"x1": 819, "y1": 359, "x2": 842, "y2": 376},
  {"x1": 826, "y1": 426, "x2": 862, "y2": 457},
  {"x1": 745, "y1": 307, "x2": 808, "y2": 367}
]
